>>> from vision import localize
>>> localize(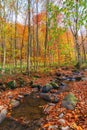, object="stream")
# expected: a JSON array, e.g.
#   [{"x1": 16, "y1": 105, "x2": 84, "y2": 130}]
[
  {"x1": 0, "y1": 70, "x2": 84, "y2": 130},
  {"x1": 0, "y1": 93, "x2": 47, "y2": 130}
]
